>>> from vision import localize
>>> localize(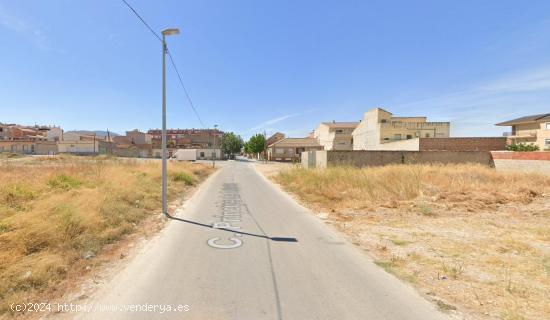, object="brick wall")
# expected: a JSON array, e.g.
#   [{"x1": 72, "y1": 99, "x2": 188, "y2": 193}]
[
  {"x1": 419, "y1": 137, "x2": 507, "y2": 151},
  {"x1": 491, "y1": 151, "x2": 550, "y2": 160}
]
